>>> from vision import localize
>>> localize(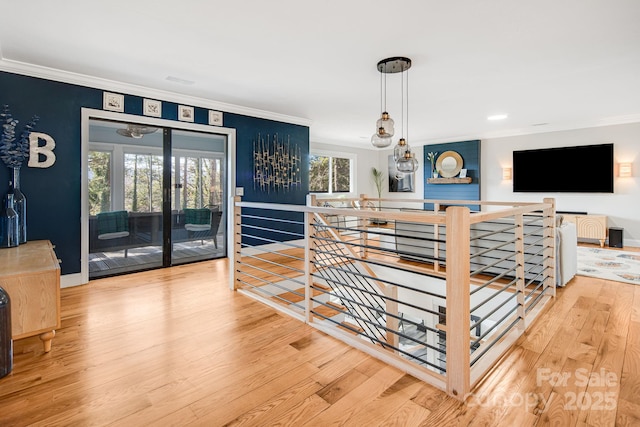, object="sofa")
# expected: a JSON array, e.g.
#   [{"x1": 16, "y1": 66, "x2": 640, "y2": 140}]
[{"x1": 394, "y1": 214, "x2": 577, "y2": 287}]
